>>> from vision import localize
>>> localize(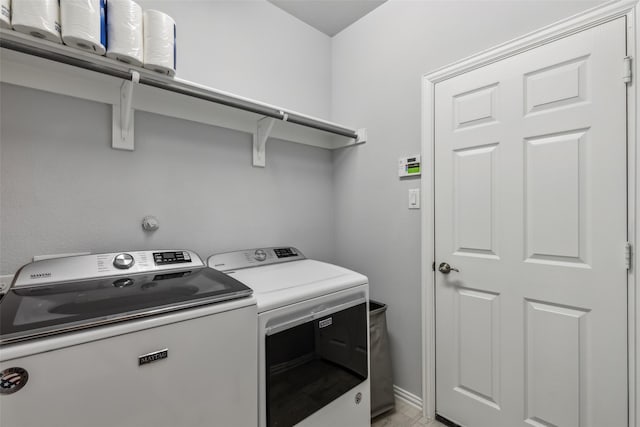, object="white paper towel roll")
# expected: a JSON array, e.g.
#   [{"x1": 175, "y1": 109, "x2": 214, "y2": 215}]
[
  {"x1": 143, "y1": 9, "x2": 176, "y2": 77},
  {"x1": 12, "y1": 0, "x2": 61, "y2": 43},
  {"x1": 106, "y1": 0, "x2": 142, "y2": 66},
  {"x1": 0, "y1": 0, "x2": 11, "y2": 29},
  {"x1": 61, "y1": 0, "x2": 106, "y2": 55}
]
